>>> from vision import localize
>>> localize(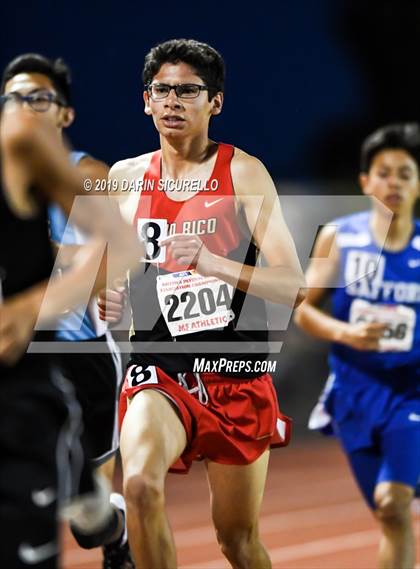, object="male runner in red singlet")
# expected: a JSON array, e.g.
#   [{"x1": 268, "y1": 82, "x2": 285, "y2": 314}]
[{"x1": 101, "y1": 39, "x2": 306, "y2": 568}]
